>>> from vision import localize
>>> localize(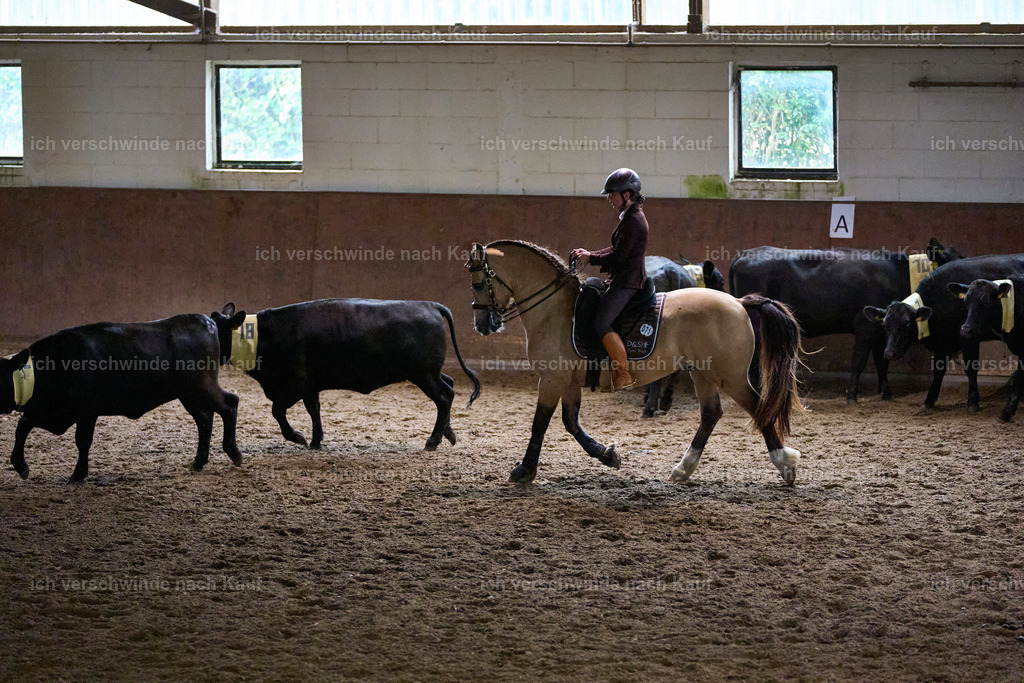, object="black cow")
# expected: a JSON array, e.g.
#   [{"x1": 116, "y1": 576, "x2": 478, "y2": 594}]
[
  {"x1": 0, "y1": 315, "x2": 241, "y2": 483},
  {"x1": 641, "y1": 255, "x2": 726, "y2": 418},
  {"x1": 730, "y1": 238, "x2": 963, "y2": 403},
  {"x1": 863, "y1": 254, "x2": 1024, "y2": 413},
  {"x1": 948, "y1": 271, "x2": 1024, "y2": 422},
  {"x1": 211, "y1": 300, "x2": 481, "y2": 451}
]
